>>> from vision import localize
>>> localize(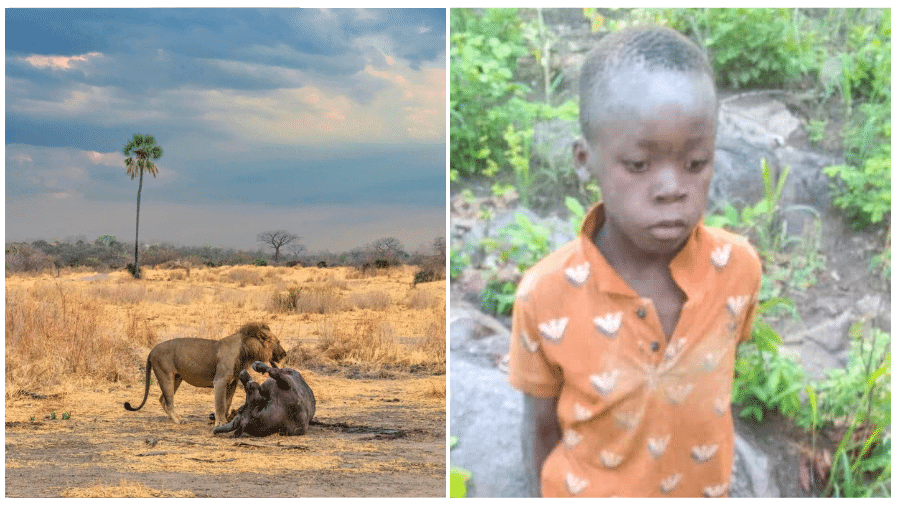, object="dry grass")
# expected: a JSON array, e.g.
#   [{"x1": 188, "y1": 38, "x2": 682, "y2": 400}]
[
  {"x1": 268, "y1": 285, "x2": 346, "y2": 314},
  {"x1": 349, "y1": 290, "x2": 392, "y2": 310},
  {"x1": 5, "y1": 282, "x2": 147, "y2": 394},
  {"x1": 223, "y1": 266, "x2": 264, "y2": 286},
  {"x1": 5, "y1": 264, "x2": 446, "y2": 393},
  {"x1": 404, "y1": 287, "x2": 440, "y2": 310},
  {"x1": 61, "y1": 479, "x2": 195, "y2": 498}
]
